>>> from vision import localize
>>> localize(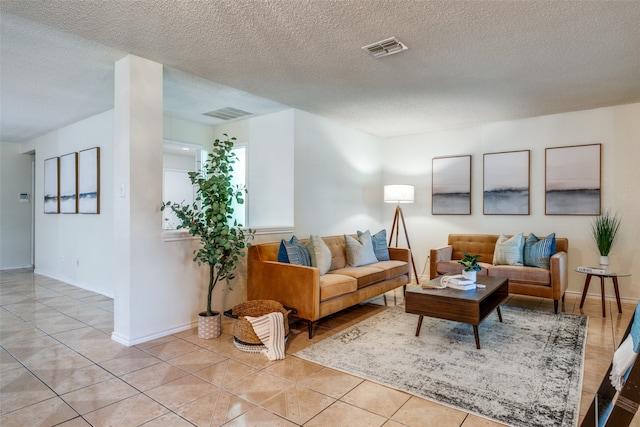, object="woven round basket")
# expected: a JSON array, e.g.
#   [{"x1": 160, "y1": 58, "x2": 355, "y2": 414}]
[{"x1": 225, "y1": 300, "x2": 291, "y2": 346}]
